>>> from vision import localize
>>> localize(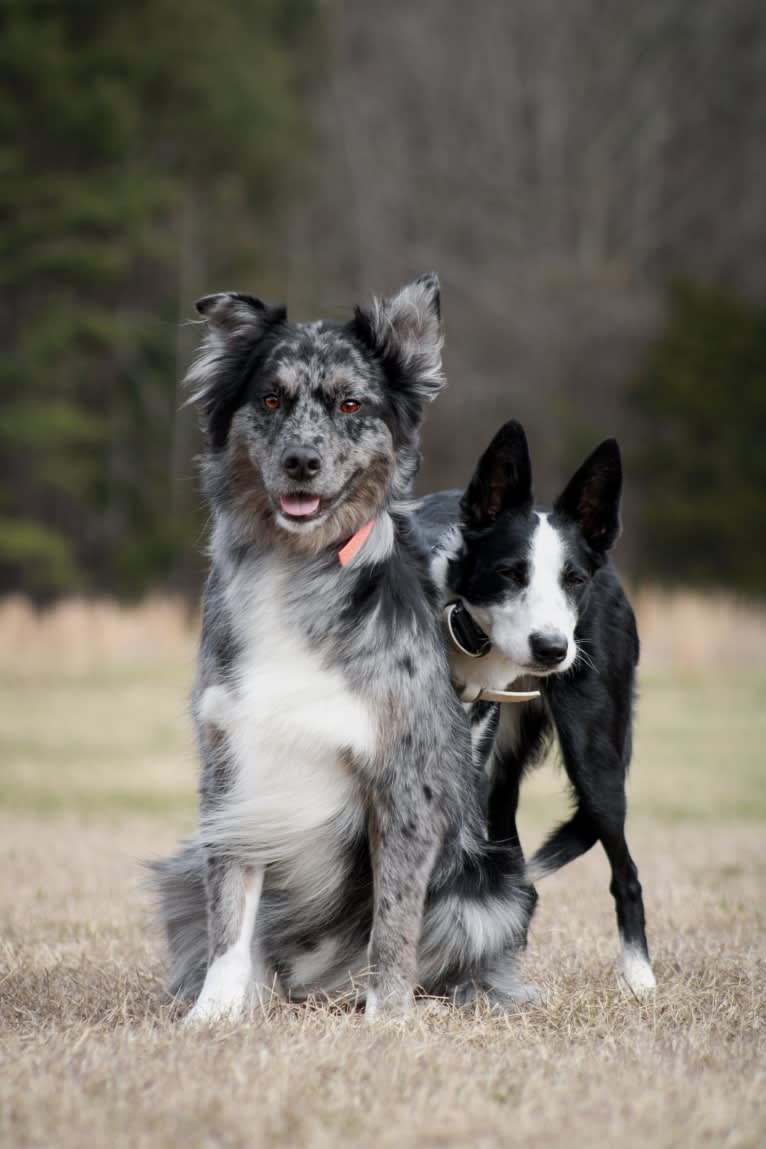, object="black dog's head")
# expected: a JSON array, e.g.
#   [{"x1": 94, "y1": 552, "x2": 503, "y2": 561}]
[
  {"x1": 450, "y1": 419, "x2": 623, "y2": 676},
  {"x1": 187, "y1": 274, "x2": 443, "y2": 551}
]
